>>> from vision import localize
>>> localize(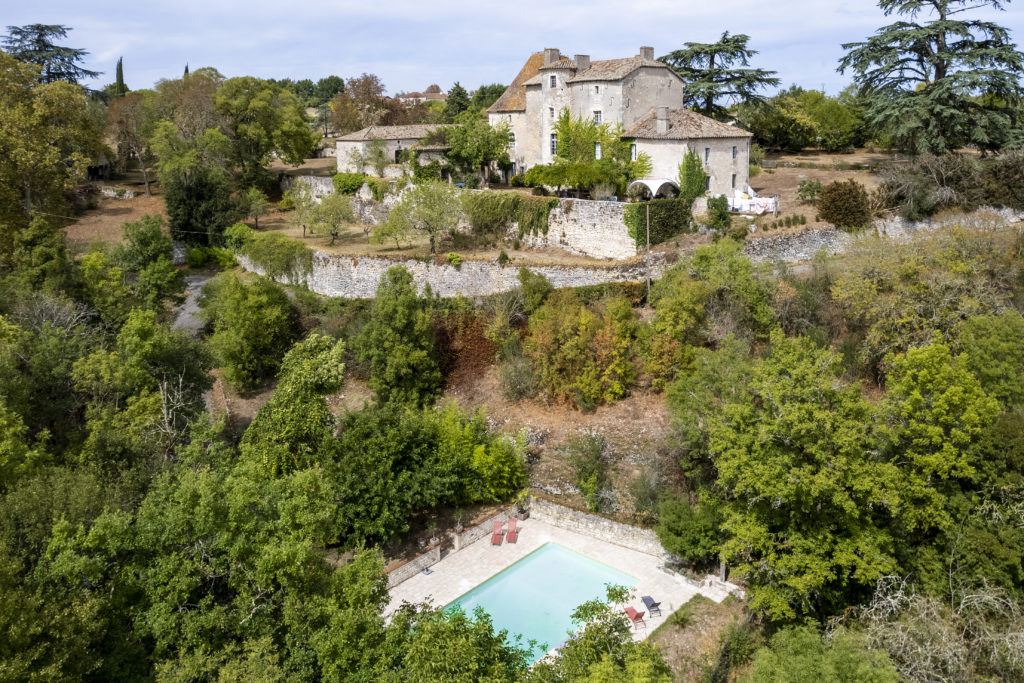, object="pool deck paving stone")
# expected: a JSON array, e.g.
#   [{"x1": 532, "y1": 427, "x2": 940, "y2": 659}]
[{"x1": 384, "y1": 517, "x2": 726, "y2": 644}]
